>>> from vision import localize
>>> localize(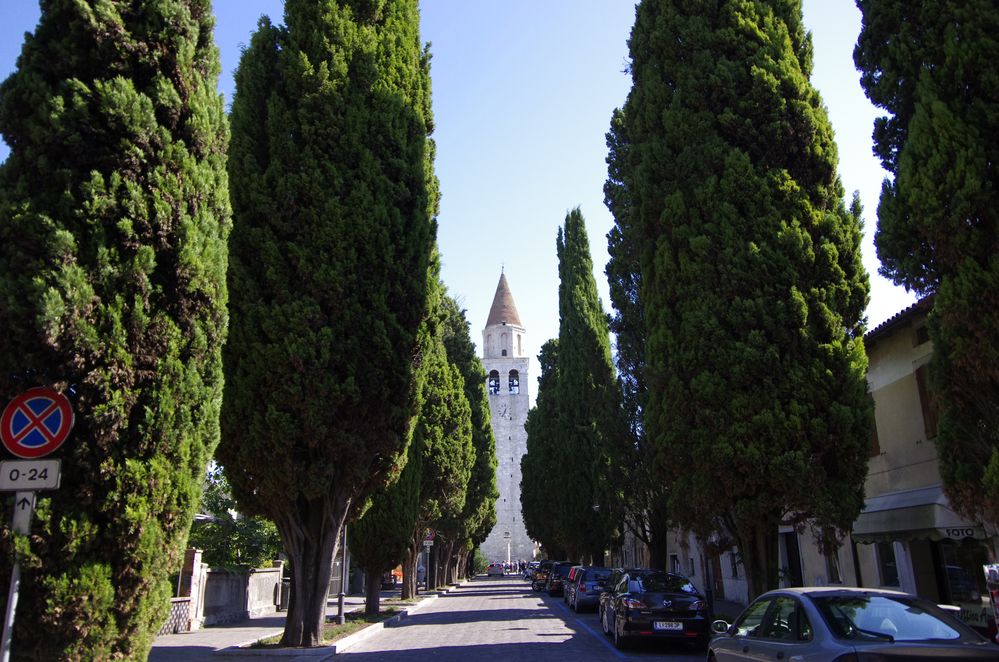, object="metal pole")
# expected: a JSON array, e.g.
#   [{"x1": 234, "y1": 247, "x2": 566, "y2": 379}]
[
  {"x1": 336, "y1": 526, "x2": 347, "y2": 625},
  {"x1": 2, "y1": 491, "x2": 34, "y2": 662}
]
